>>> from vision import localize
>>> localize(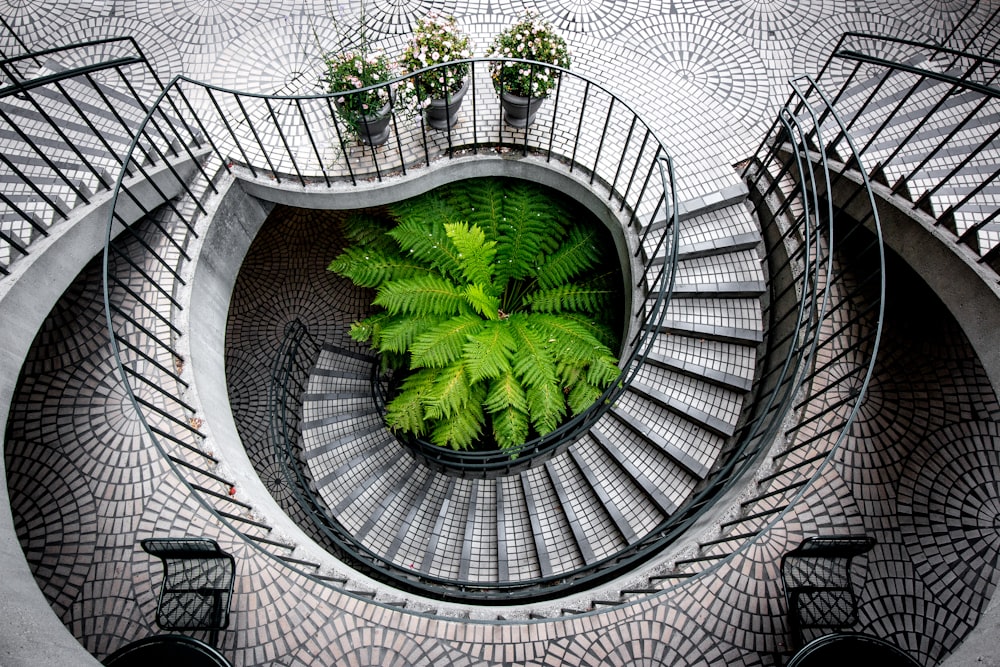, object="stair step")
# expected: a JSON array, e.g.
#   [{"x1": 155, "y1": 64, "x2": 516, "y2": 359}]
[
  {"x1": 590, "y1": 426, "x2": 684, "y2": 515},
  {"x1": 607, "y1": 406, "x2": 711, "y2": 479},
  {"x1": 301, "y1": 414, "x2": 385, "y2": 459},
  {"x1": 570, "y1": 435, "x2": 663, "y2": 540},
  {"x1": 300, "y1": 407, "x2": 379, "y2": 431},
  {"x1": 626, "y1": 378, "x2": 736, "y2": 439}
]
